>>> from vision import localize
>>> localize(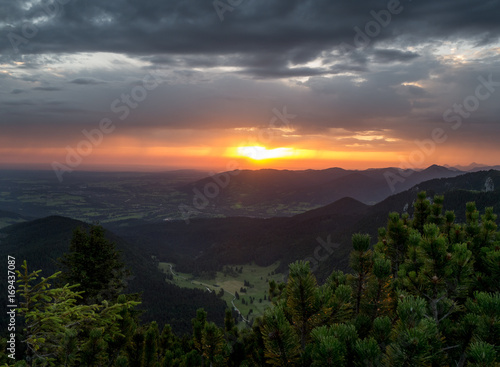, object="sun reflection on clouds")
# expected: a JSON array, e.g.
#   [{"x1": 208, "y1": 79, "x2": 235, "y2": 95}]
[{"x1": 434, "y1": 40, "x2": 500, "y2": 65}]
